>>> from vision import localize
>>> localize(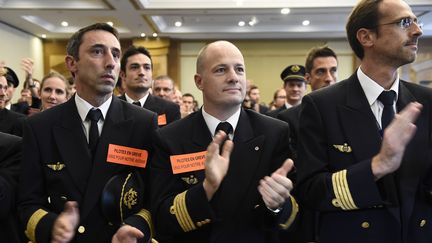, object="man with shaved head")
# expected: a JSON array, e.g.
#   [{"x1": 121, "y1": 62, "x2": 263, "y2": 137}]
[{"x1": 151, "y1": 40, "x2": 298, "y2": 242}]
